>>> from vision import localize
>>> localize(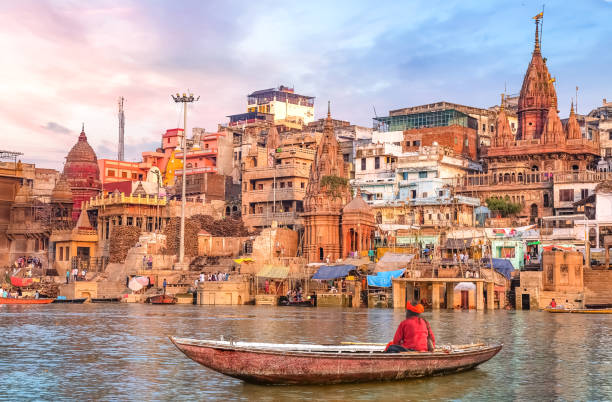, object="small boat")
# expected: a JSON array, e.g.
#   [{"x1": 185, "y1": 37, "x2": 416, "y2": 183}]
[
  {"x1": 0, "y1": 297, "x2": 54, "y2": 305},
  {"x1": 278, "y1": 298, "x2": 314, "y2": 307},
  {"x1": 52, "y1": 298, "x2": 87, "y2": 304},
  {"x1": 169, "y1": 337, "x2": 502, "y2": 385},
  {"x1": 544, "y1": 308, "x2": 612, "y2": 314},
  {"x1": 148, "y1": 294, "x2": 177, "y2": 305},
  {"x1": 90, "y1": 297, "x2": 121, "y2": 303}
]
